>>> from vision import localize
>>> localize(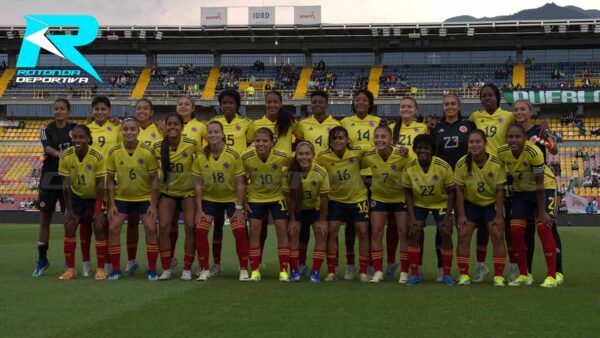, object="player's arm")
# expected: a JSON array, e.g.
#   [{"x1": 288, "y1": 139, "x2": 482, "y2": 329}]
[{"x1": 40, "y1": 127, "x2": 62, "y2": 158}]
